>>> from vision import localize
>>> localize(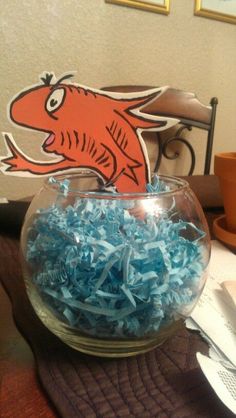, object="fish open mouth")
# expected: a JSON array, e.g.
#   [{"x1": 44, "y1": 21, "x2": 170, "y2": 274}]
[{"x1": 43, "y1": 133, "x2": 55, "y2": 151}]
